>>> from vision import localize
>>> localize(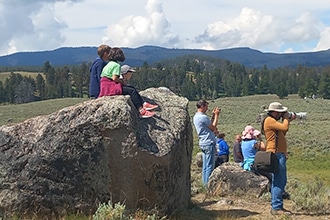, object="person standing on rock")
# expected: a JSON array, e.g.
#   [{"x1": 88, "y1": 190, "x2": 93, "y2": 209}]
[{"x1": 193, "y1": 99, "x2": 221, "y2": 187}]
